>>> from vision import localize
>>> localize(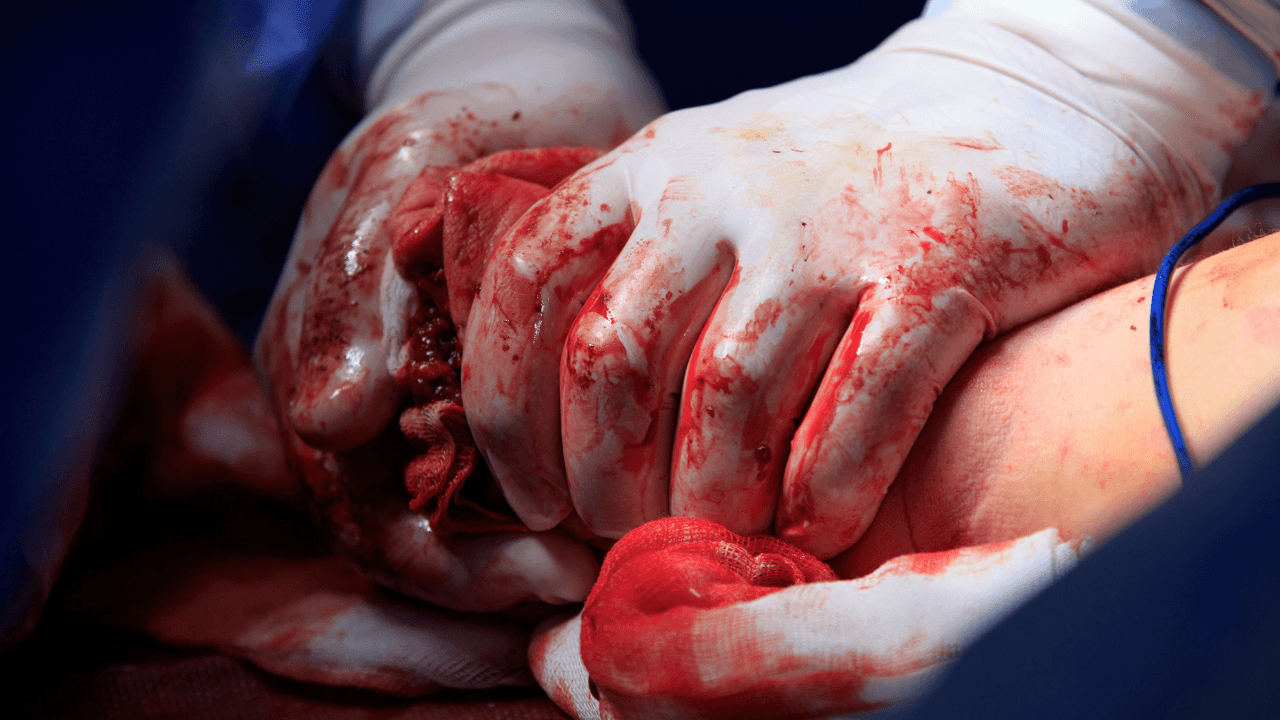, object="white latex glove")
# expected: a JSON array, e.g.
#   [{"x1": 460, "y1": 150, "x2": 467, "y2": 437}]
[
  {"x1": 529, "y1": 518, "x2": 1082, "y2": 720},
  {"x1": 66, "y1": 256, "x2": 536, "y2": 694},
  {"x1": 528, "y1": 228, "x2": 1280, "y2": 719},
  {"x1": 255, "y1": 0, "x2": 662, "y2": 610},
  {"x1": 461, "y1": 0, "x2": 1267, "y2": 556},
  {"x1": 842, "y1": 226, "x2": 1280, "y2": 577}
]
